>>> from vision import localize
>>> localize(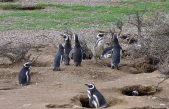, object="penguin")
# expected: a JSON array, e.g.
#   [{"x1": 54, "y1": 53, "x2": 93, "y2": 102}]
[
  {"x1": 111, "y1": 34, "x2": 122, "y2": 70},
  {"x1": 73, "y1": 34, "x2": 83, "y2": 66},
  {"x1": 101, "y1": 46, "x2": 113, "y2": 58},
  {"x1": 132, "y1": 90, "x2": 139, "y2": 96},
  {"x1": 85, "y1": 83, "x2": 108, "y2": 108},
  {"x1": 18, "y1": 62, "x2": 32, "y2": 86},
  {"x1": 93, "y1": 33, "x2": 106, "y2": 62},
  {"x1": 53, "y1": 44, "x2": 64, "y2": 71},
  {"x1": 63, "y1": 35, "x2": 72, "y2": 65}
]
